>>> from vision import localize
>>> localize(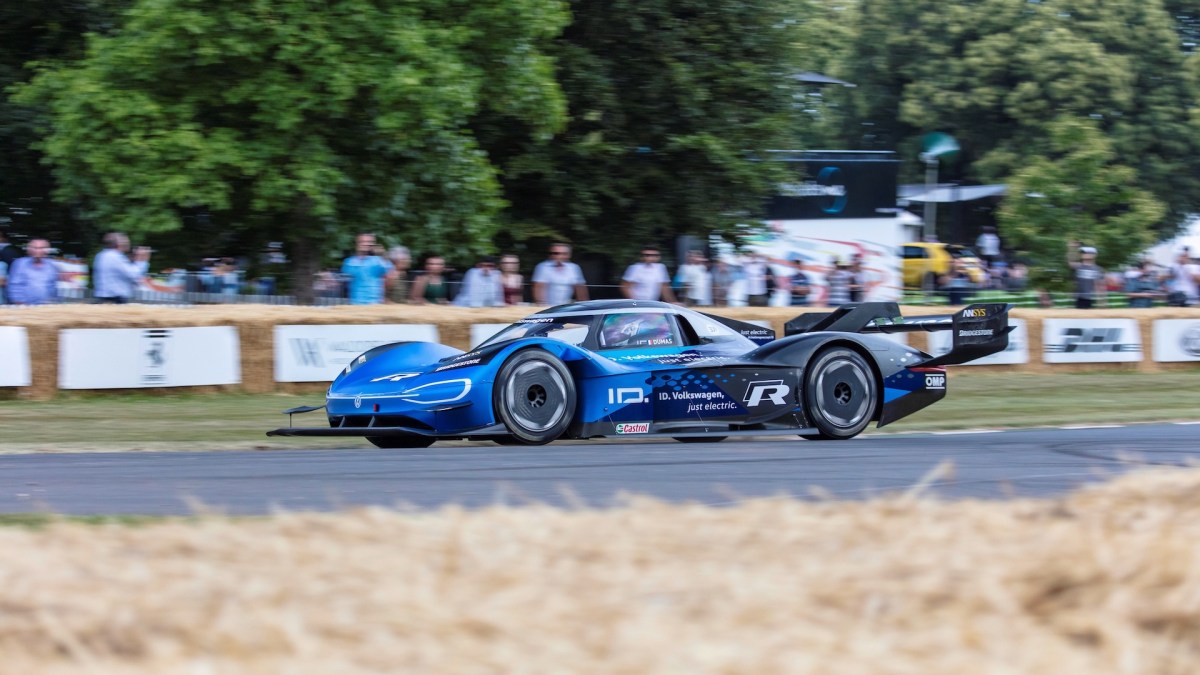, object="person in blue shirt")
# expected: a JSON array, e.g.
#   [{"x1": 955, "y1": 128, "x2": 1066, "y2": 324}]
[
  {"x1": 93, "y1": 232, "x2": 150, "y2": 303},
  {"x1": 7, "y1": 239, "x2": 60, "y2": 305},
  {"x1": 341, "y1": 233, "x2": 394, "y2": 304}
]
